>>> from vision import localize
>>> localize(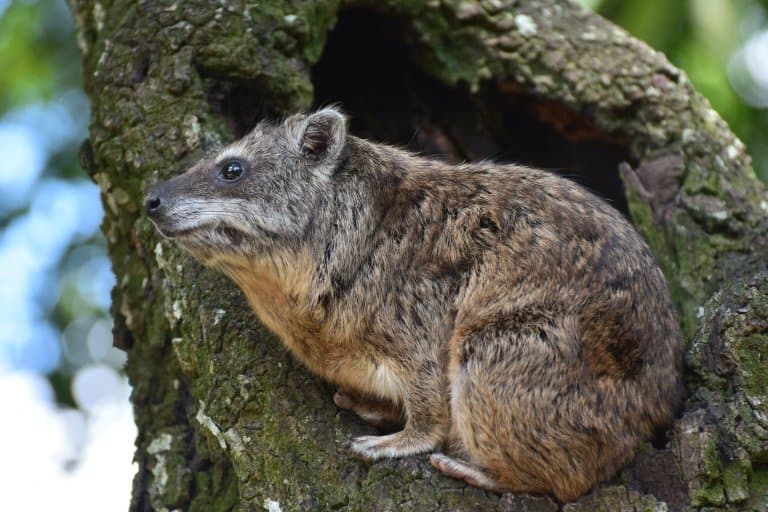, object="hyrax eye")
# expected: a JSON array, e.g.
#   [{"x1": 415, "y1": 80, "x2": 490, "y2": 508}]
[{"x1": 218, "y1": 161, "x2": 245, "y2": 182}]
